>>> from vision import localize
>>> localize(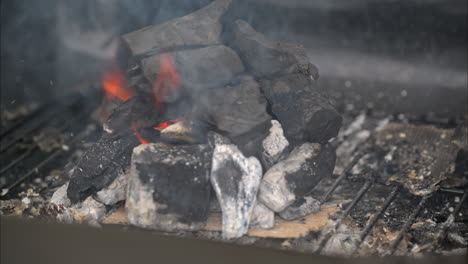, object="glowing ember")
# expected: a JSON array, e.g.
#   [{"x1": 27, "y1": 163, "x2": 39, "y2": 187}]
[
  {"x1": 153, "y1": 115, "x2": 191, "y2": 130},
  {"x1": 101, "y1": 63, "x2": 135, "y2": 101},
  {"x1": 152, "y1": 53, "x2": 180, "y2": 109},
  {"x1": 131, "y1": 123, "x2": 149, "y2": 145}
]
